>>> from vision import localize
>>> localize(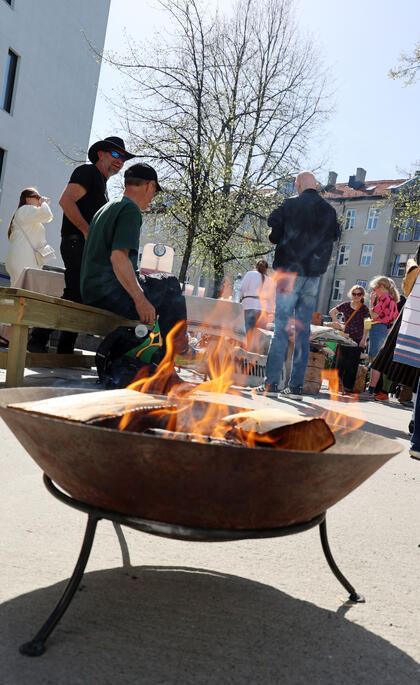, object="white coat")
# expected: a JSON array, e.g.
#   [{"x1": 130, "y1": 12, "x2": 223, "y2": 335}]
[{"x1": 5, "y1": 202, "x2": 53, "y2": 285}]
